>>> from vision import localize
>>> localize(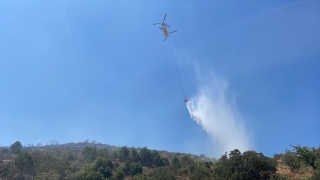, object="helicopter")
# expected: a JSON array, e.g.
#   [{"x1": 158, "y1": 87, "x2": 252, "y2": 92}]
[{"x1": 153, "y1": 14, "x2": 177, "y2": 41}]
